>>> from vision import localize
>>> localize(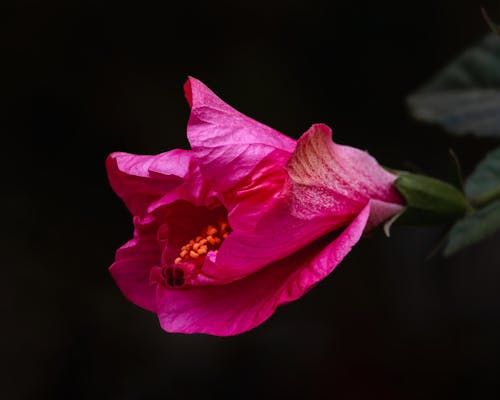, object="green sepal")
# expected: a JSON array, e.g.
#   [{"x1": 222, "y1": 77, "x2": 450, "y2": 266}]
[{"x1": 394, "y1": 172, "x2": 472, "y2": 225}]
